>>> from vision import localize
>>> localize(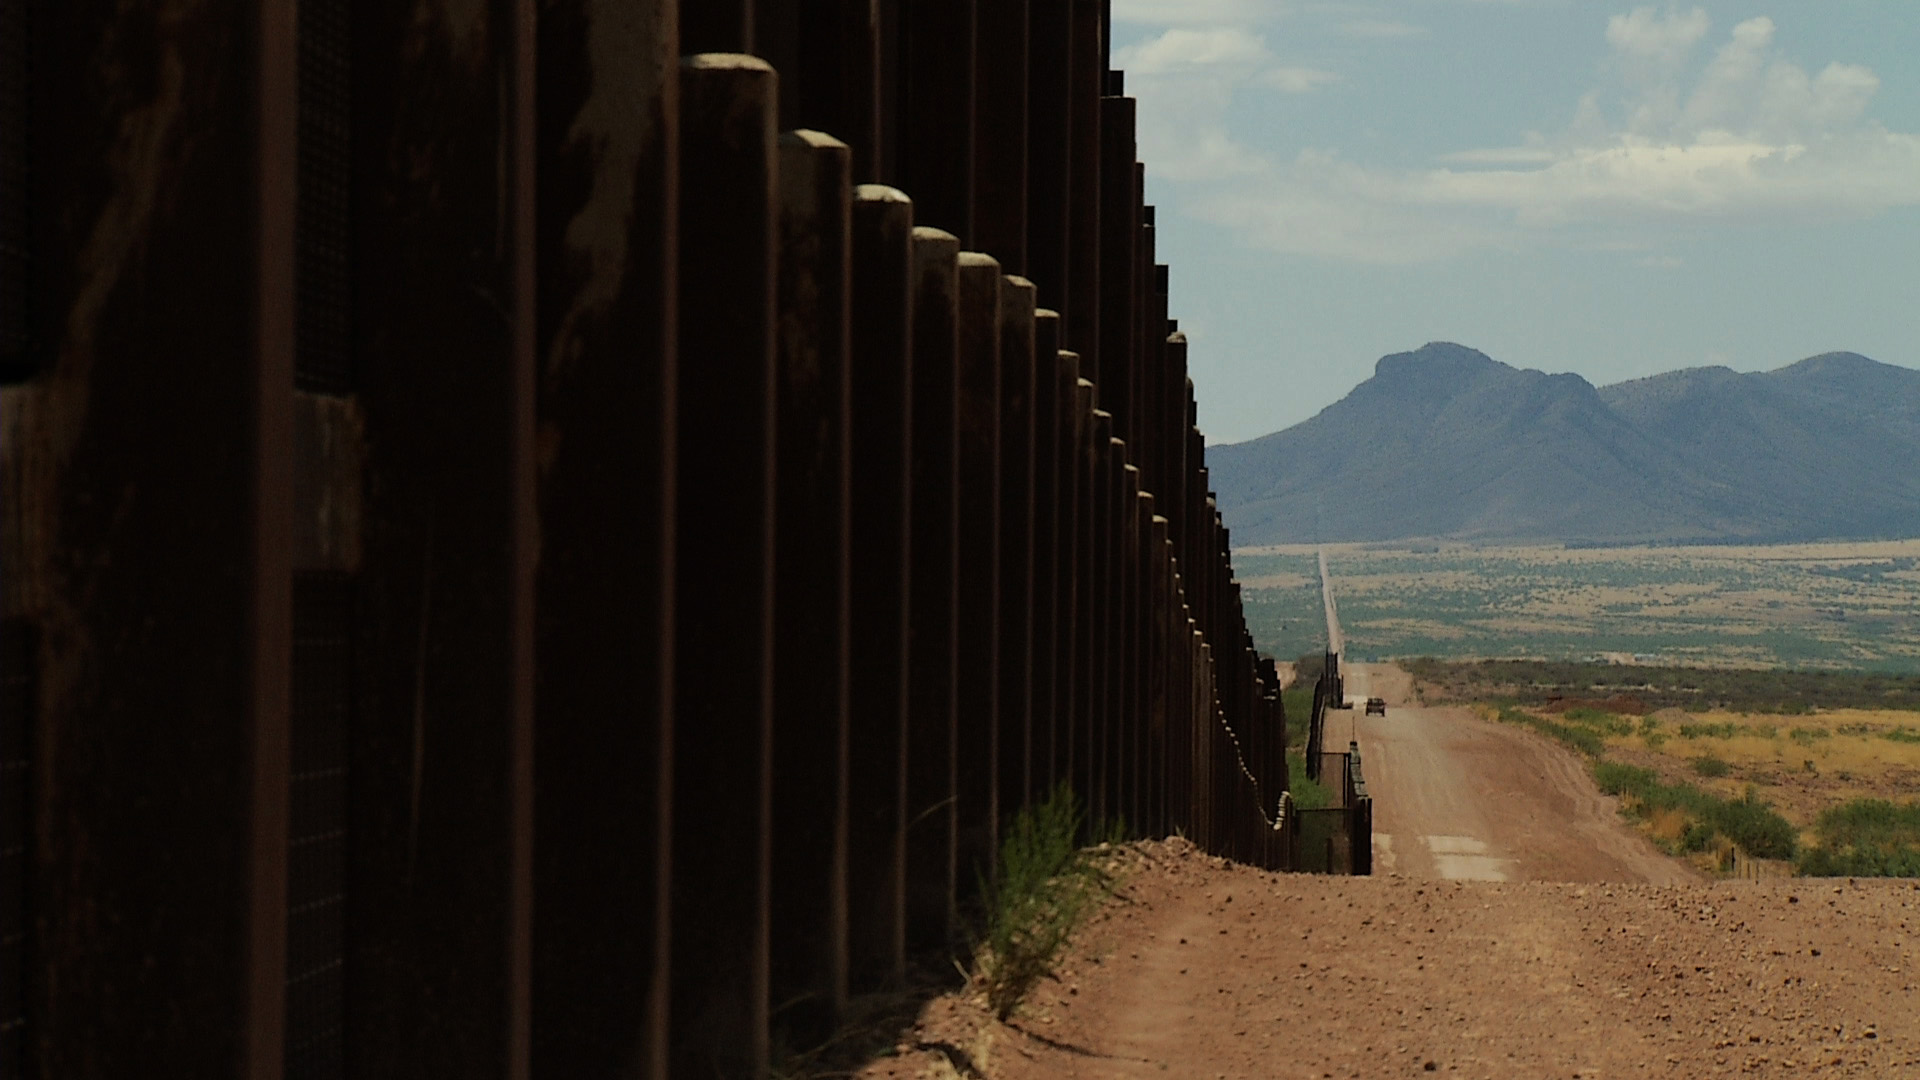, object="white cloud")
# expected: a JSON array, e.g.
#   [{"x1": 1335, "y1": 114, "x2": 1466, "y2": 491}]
[
  {"x1": 1112, "y1": 0, "x2": 1280, "y2": 26},
  {"x1": 1256, "y1": 66, "x2": 1340, "y2": 93},
  {"x1": 1606, "y1": 7, "x2": 1710, "y2": 66},
  {"x1": 1340, "y1": 19, "x2": 1427, "y2": 38},
  {"x1": 1117, "y1": 26, "x2": 1338, "y2": 180},
  {"x1": 1117, "y1": 27, "x2": 1270, "y2": 75},
  {"x1": 1160, "y1": 14, "x2": 1920, "y2": 262}
]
